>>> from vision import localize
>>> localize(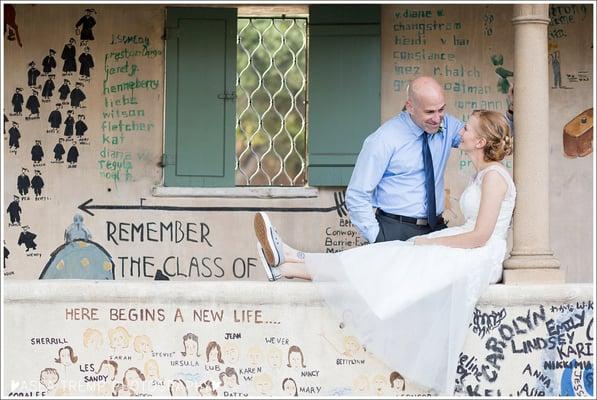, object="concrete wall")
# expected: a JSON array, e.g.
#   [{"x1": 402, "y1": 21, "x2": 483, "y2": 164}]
[
  {"x1": 3, "y1": 282, "x2": 594, "y2": 397},
  {"x1": 3, "y1": 4, "x2": 593, "y2": 283}
]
